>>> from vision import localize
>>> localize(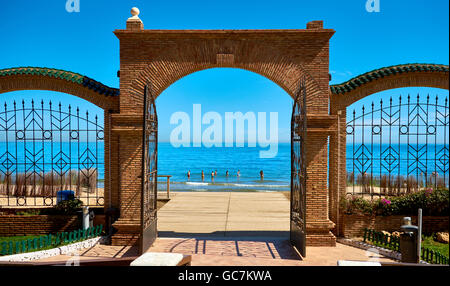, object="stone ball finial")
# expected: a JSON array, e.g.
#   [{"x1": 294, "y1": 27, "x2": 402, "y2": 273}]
[
  {"x1": 131, "y1": 7, "x2": 140, "y2": 17},
  {"x1": 127, "y1": 6, "x2": 143, "y2": 29}
]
